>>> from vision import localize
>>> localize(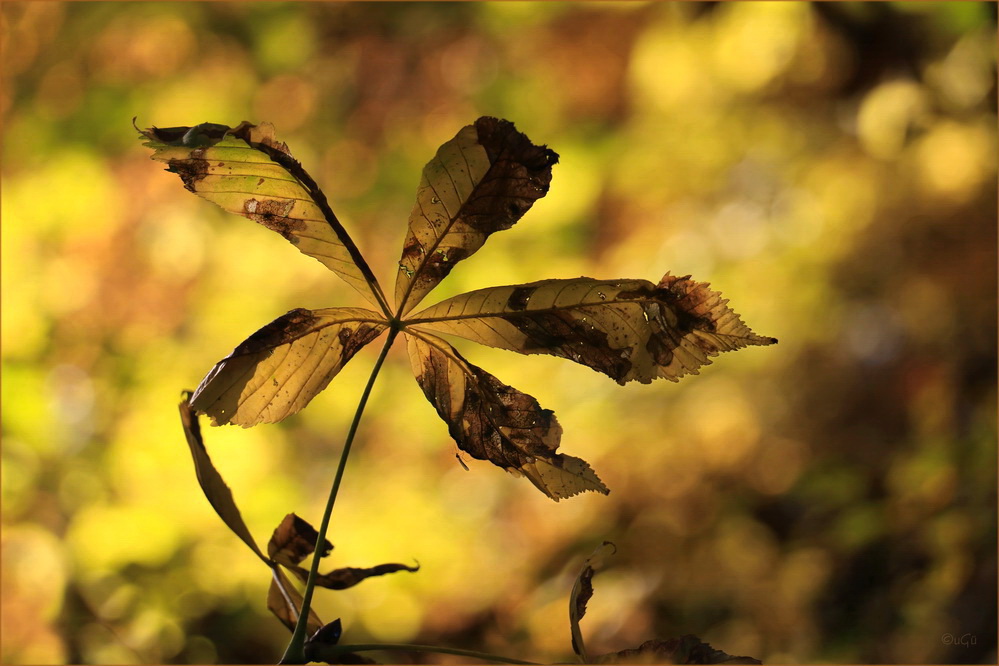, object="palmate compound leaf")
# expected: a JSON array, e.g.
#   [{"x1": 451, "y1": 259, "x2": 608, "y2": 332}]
[
  {"x1": 149, "y1": 117, "x2": 776, "y2": 501},
  {"x1": 407, "y1": 273, "x2": 778, "y2": 385},
  {"x1": 137, "y1": 120, "x2": 389, "y2": 312},
  {"x1": 406, "y1": 331, "x2": 609, "y2": 501},
  {"x1": 190, "y1": 307, "x2": 387, "y2": 427},
  {"x1": 394, "y1": 117, "x2": 559, "y2": 316}
]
